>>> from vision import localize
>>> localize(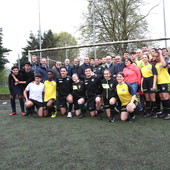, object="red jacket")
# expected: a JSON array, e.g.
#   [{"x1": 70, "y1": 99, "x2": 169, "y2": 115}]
[{"x1": 123, "y1": 64, "x2": 141, "y2": 85}]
